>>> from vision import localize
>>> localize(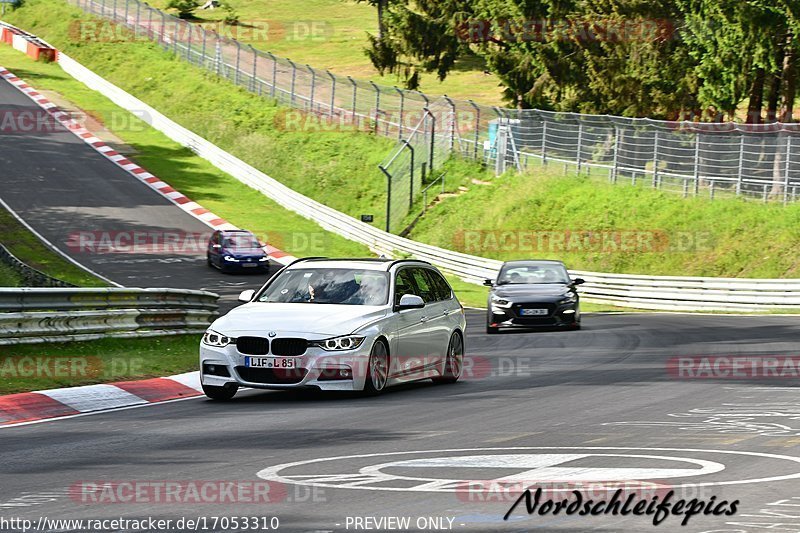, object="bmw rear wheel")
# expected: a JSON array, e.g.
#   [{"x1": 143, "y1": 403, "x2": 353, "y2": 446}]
[
  {"x1": 363, "y1": 340, "x2": 389, "y2": 395},
  {"x1": 434, "y1": 332, "x2": 463, "y2": 384}
]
